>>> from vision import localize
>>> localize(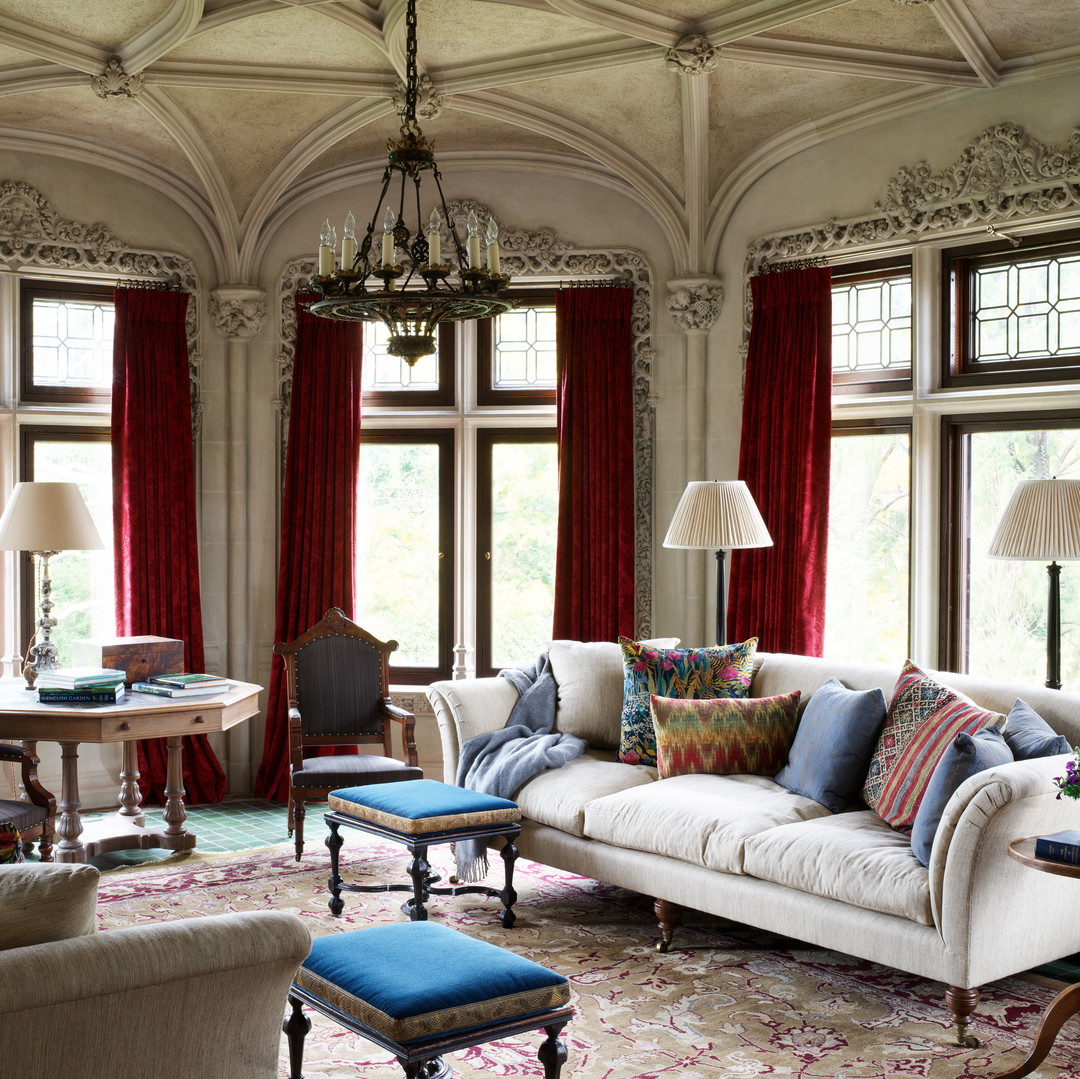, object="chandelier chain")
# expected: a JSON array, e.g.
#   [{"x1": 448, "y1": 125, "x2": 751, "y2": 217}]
[{"x1": 403, "y1": 0, "x2": 419, "y2": 134}]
